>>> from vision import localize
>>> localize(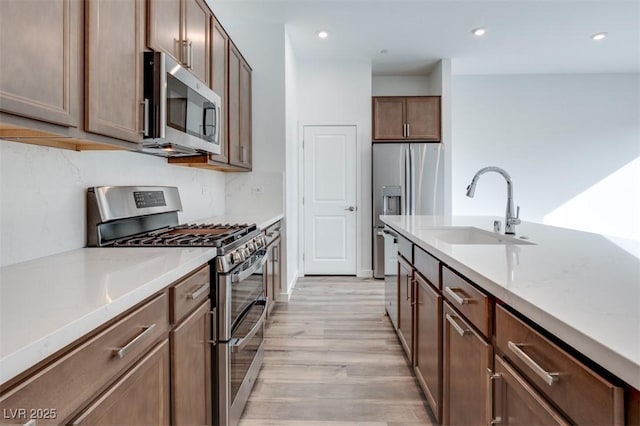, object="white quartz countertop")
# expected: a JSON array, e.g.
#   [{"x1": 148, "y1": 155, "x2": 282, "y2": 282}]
[
  {"x1": 380, "y1": 215, "x2": 640, "y2": 389},
  {"x1": 0, "y1": 247, "x2": 216, "y2": 386},
  {"x1": 195, "y1": 213, "x2": 283, "y2": 231}
]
